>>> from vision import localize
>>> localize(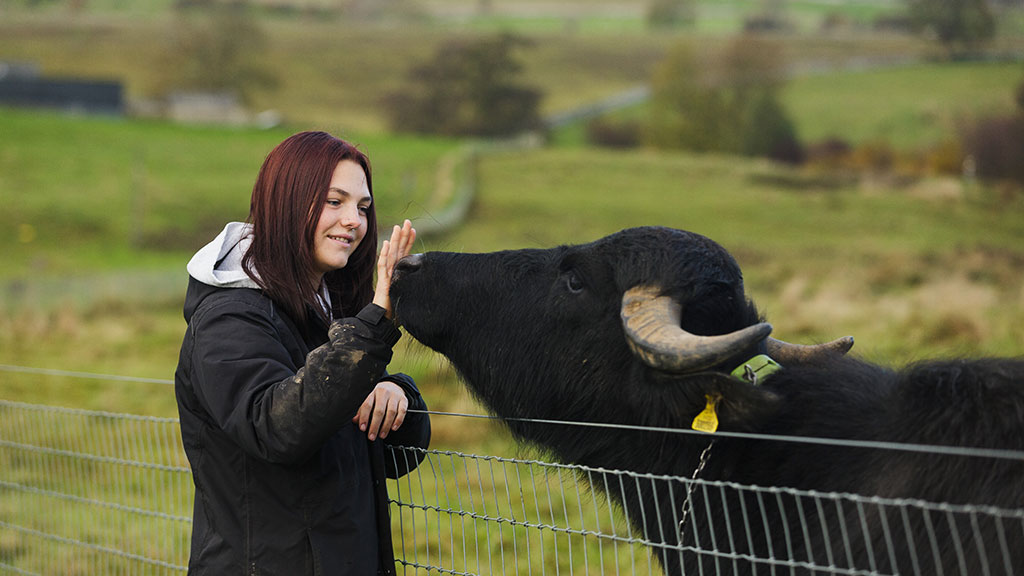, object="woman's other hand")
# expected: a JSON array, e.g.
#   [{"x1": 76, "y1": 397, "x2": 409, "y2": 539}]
[
  {"x1": 353, "y1": 380, "x2": 409, "y2": 441},
  {"x1": 372, "y1": 219, "x2": 416, "y2": 318}
]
